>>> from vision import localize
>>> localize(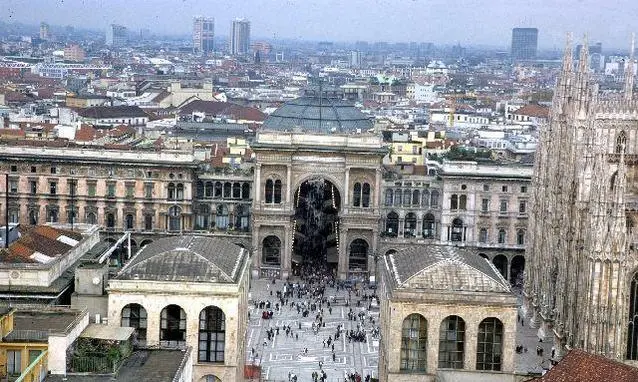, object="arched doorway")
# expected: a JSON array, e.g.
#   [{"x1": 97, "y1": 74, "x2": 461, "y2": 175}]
[
  {"x1": 262, "y1": 236, "x2": 281, "y2": 266},
  {"x1": 292, "y1": 177, "x2": 341, "y2": 272},
  {"x1": 493, "y1": 255, "x2": 508, "y2": 279},
  {"x1": 348, "y1": 239, "x2": 369, "y2": 279},
  {"x1": 510, "y1": 255, "x2": 525, "y2": 288}
]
